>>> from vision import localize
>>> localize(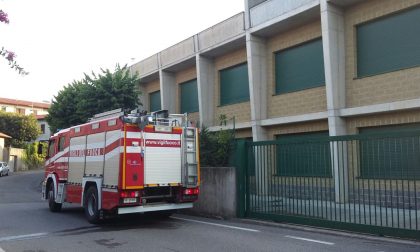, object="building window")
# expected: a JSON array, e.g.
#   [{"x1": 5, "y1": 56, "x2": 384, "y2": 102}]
[
  {"x1": 359, "y1": 124, "x2": 420, "y2": 179},
  {"x1": 275, "y1": 38, "x2": 325, "y2": 94},
  {"x1": 16, "y1": 108, "x2": 25, "y2": 115},
  {"x1": 219, "y1": 63, "x2": 250, "y2": 106},
  {"x1": 1, "y1": 106, "x2": 6, "y2": 111},
  {"x1": 149, "y1": 91, "x2": 161, "y2": 112},
  {"x1": 180, "y1": 79, "x2": 199, "y2": 113},
  {"x1": 276, "y1": 131, "x2": 331, "y2": 177},
  {"x1": 40, "y1": 124, "x2": 45, "y2": 134},
  {"x1": 357, "y1": 7, "x2": 420, "y2": 77}
]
